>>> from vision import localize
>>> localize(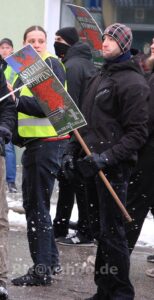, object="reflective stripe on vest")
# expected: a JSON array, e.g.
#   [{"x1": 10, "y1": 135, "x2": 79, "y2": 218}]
[{"x1": 18, "y1": 113, "x2": 57, "y2": 137}]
